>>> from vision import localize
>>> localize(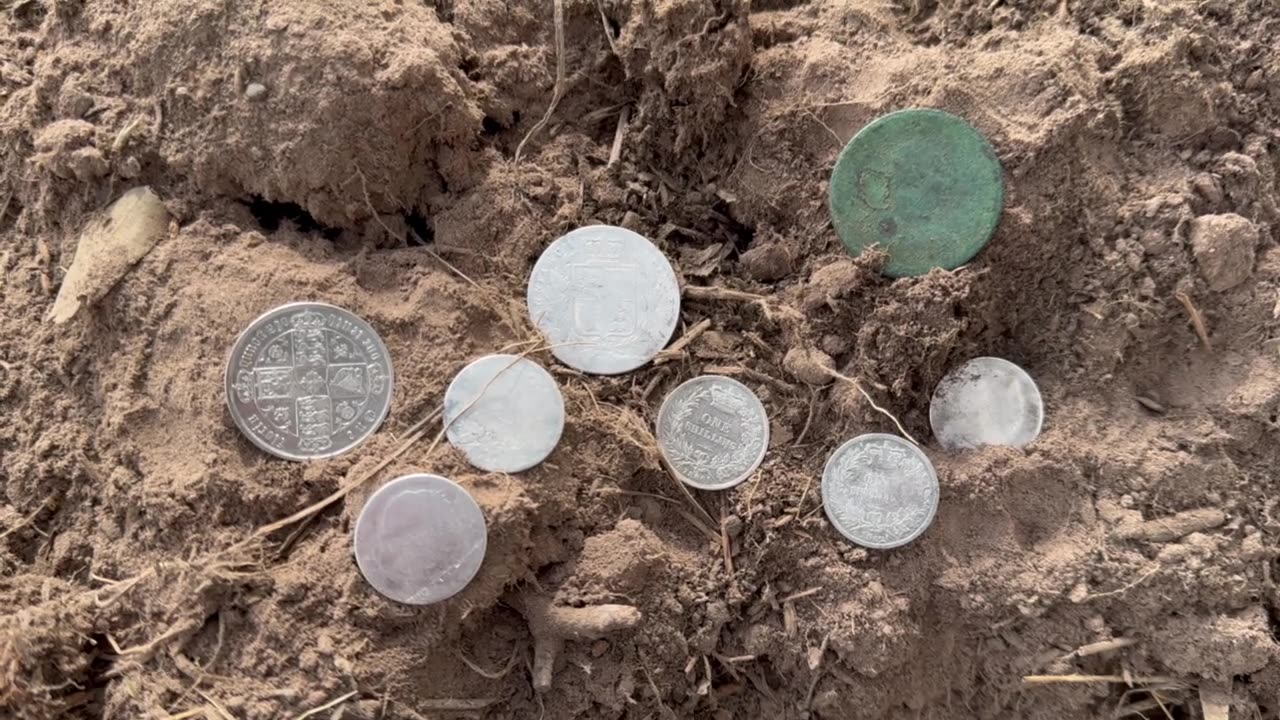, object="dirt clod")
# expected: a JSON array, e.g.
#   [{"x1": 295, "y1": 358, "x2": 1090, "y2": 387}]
[{"x1": 1189, "y1": 213, "x2": 1260, "y2": 291}]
